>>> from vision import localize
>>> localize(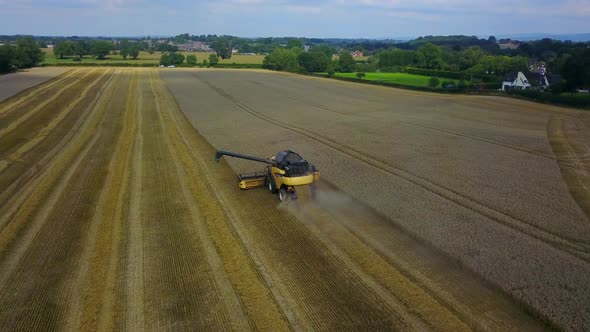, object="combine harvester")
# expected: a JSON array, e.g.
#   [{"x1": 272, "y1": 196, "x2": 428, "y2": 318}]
[{"x1": 215, "y1": 149, "x2": 320, "y2": 201}]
